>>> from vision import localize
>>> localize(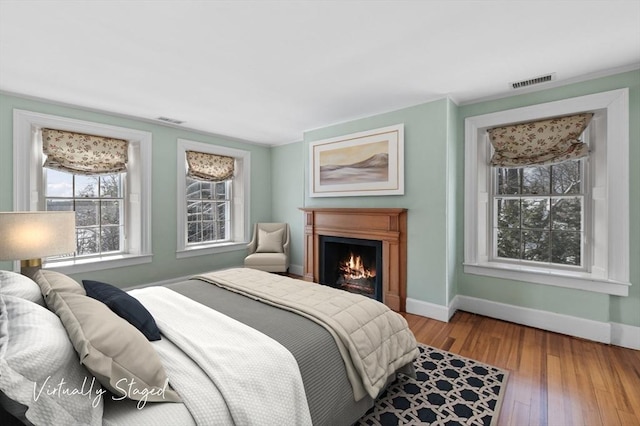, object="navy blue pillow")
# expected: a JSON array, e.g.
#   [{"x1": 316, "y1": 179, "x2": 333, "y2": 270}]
[{"x1": 82, "y1": 280, "x2": 161, "y2": 341}]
